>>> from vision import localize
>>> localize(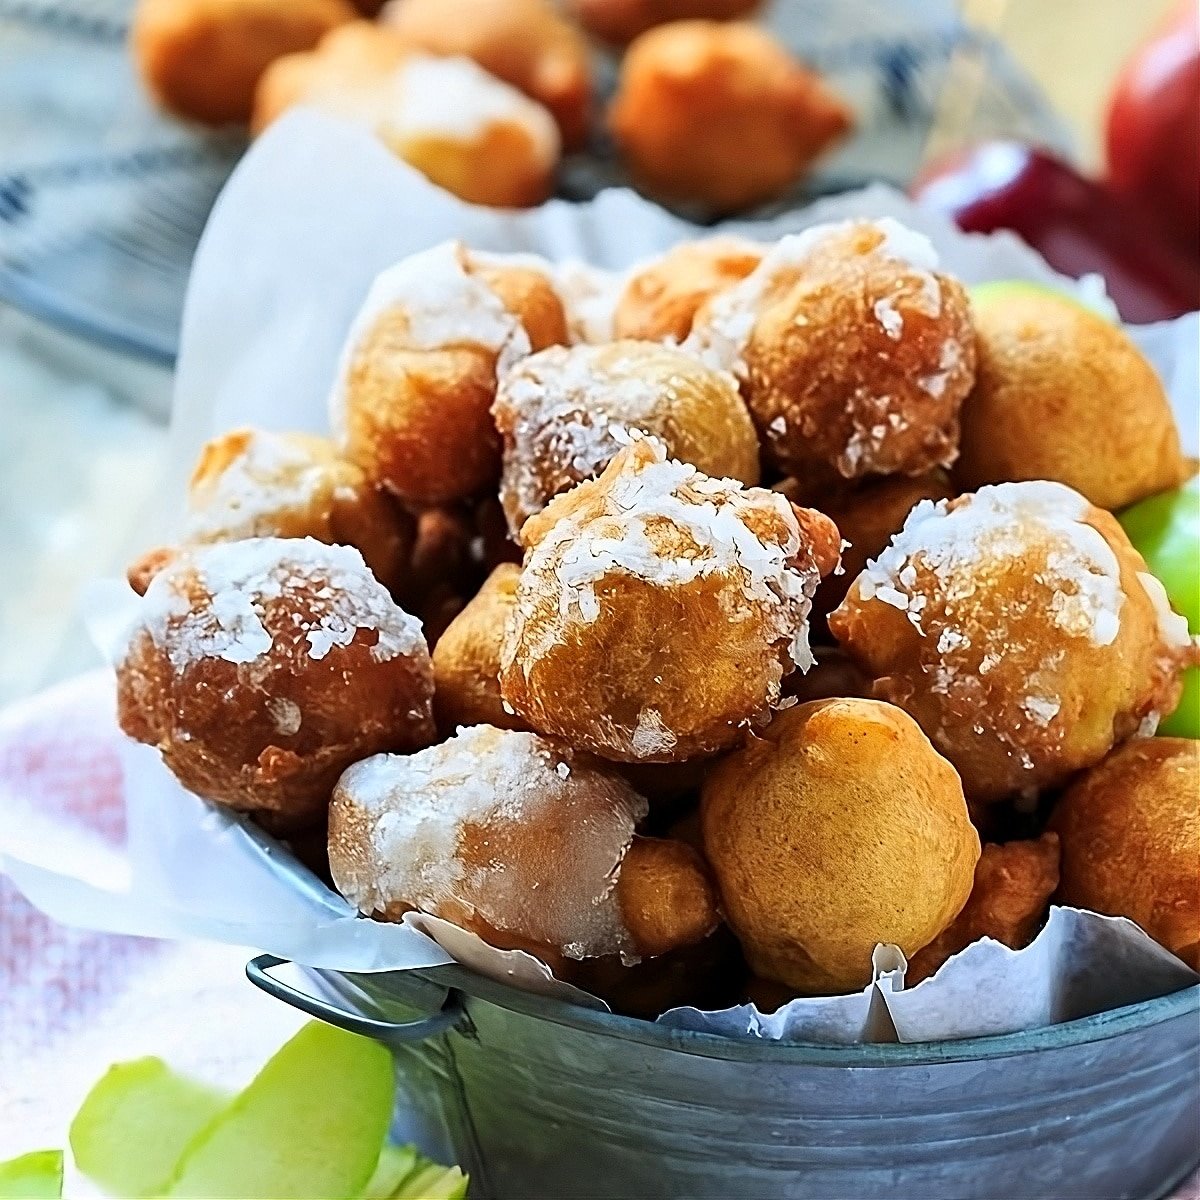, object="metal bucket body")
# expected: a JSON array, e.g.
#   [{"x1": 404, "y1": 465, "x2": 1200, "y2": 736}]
[{"x1": 307, "y1": 966, "x2": 1200, "y2": 1200}]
